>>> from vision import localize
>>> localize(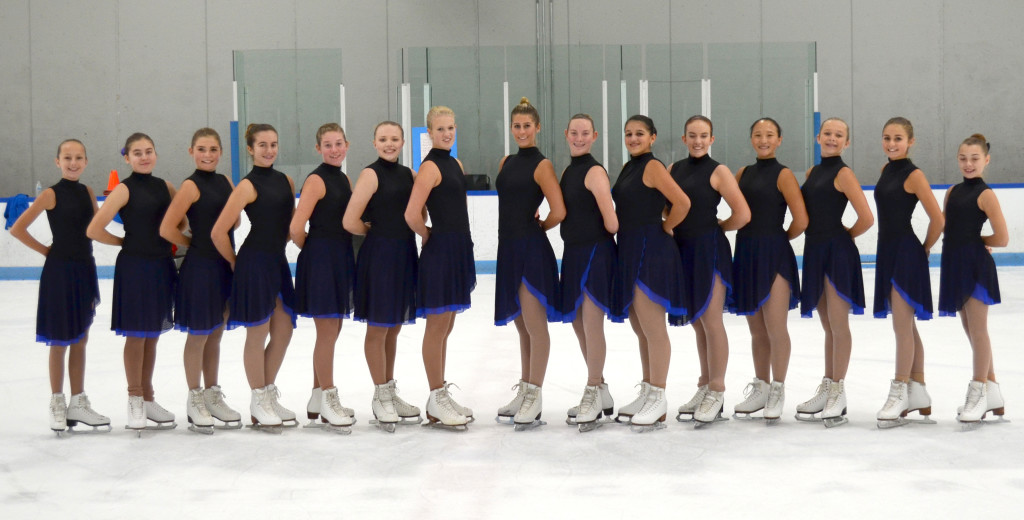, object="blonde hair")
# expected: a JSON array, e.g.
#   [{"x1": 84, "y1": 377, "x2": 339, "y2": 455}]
[
  {"x1": 426, "y1": 106, "x2": 455, "y2": 129},
  {"x1": 819, "y1": 117, "x2": 850, "y2": 142},
  {"x1": 373, "y1": 120, "x2": 404, "y2": 138},
  {"x1": 567, "y1": 113, "x2": 595, "y2": 132},
  {"x1": 315, "y1": 123, "x2": 347, "y2": 146},
  {"x1": 57, "y1": 139, "x2": 86, "y2": 158},
  {"x1": 511, "y1": 97, "x2": 540, "y2": 125}
]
